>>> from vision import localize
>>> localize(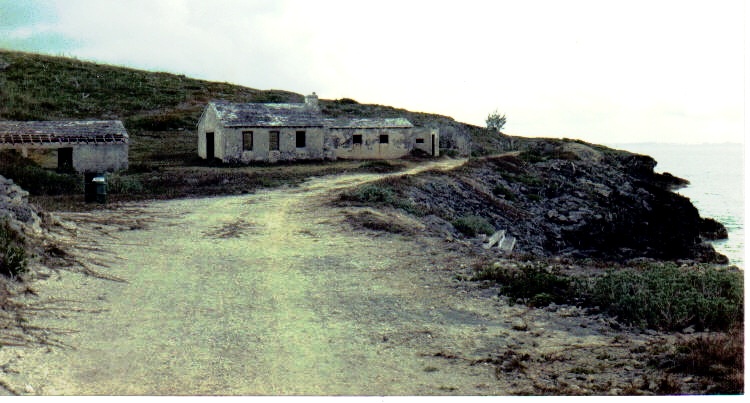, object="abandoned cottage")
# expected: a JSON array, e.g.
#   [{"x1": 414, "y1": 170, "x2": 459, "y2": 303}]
[
  {"x1": 197, "y1": 93, "x2": 439, "y2": 163},
  {"x1": 0, "y1": 120, "x2": 129, "y2": 173}
]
